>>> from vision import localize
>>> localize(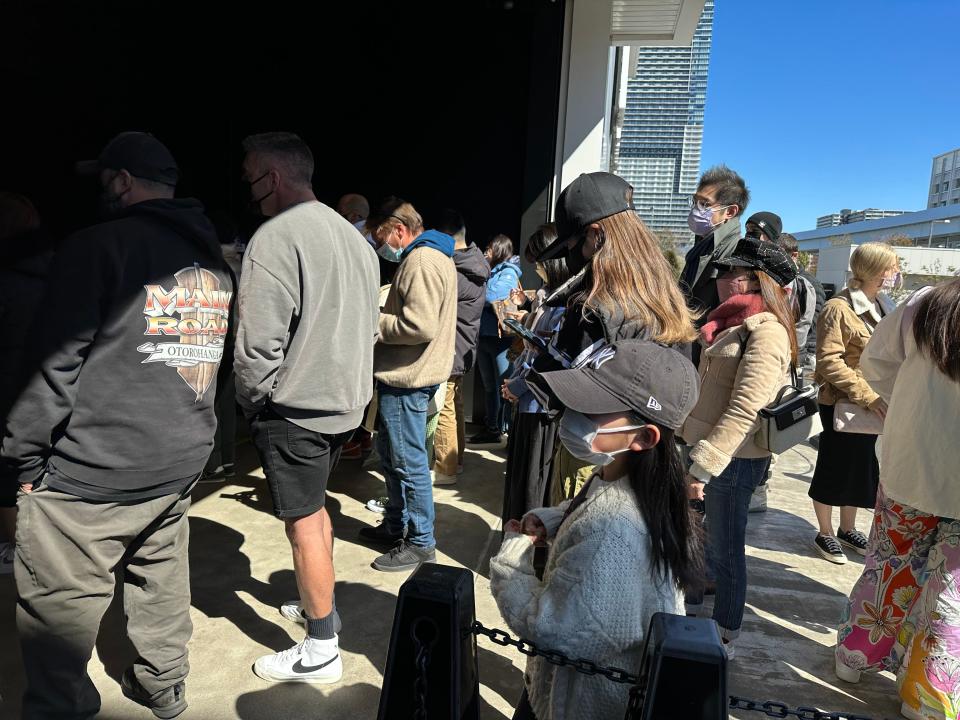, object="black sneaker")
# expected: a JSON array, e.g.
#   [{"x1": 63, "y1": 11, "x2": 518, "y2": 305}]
[
  {"x1": 358, "y1": 522, "x2": 404, "y2": 548},
  {"x1": 814, "y1": 534, "x2": 847, "y2": 564},
  {"x1": 121, "y1": 669, "x2": 187, "y2": 719},
  {"x1": 467, "y1": 429, "x2": 504, "y2": 446},
  {"x1": 372, "y1": 540, "x2": 436, "y2": 572},
  {"x1": 837, "y1": 528, "x2": 869, "y2": 556}
]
